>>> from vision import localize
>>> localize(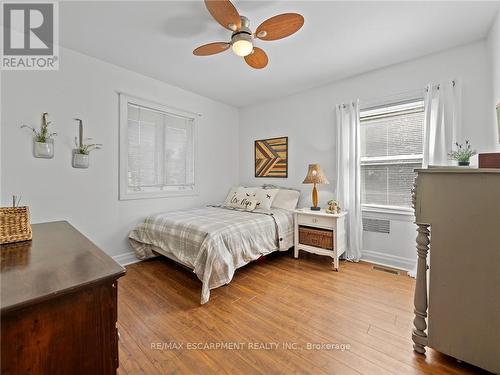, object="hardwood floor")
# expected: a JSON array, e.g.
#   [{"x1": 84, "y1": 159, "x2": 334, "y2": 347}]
[{"x1": 117, "y1": 252, "x2": 489, "y2": 374}]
